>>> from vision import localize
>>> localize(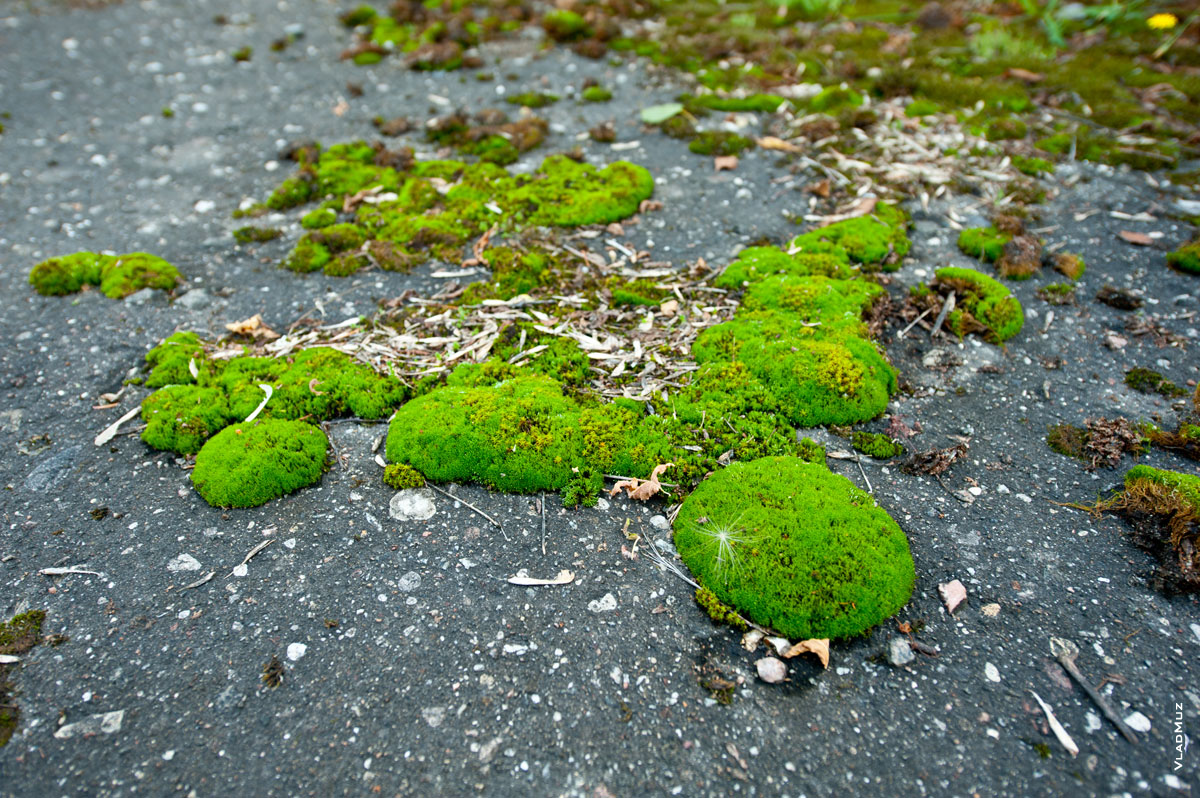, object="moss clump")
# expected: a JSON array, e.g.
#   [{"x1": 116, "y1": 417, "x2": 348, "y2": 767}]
[
  {"x1": 339, "y1": 4, "x2": 377, "y2": 27},
  {"x1": 716, "y1": 247, "x2": 855, "y2": 288},
  {"x1": 141, "y1": 386, "x2": 234, "y2": 455},
  {"x1": 506, "y1": 92, "x2": 559, "y2": 109},
  {"x1": 385, "y1": 372, "x2": 671, "y2": 494},
  {"x1": 933, "y1": 267, "x2": 1024, "y2": 343},
  {"x1": 232, "y1": 45, "x2": 252, "y2": 62},
  {"x1": 301, "y1": 207, "x2": 338, "y2": 229},
  {"x1": 1012, "y1": 155, "x2": 1053, "y2": 177},
  {"x1": 1125, "y1": 368, "x2": 1187, "y2": 398},
  {"x1": 144, "y1": 331, "x2": 209, "y2": 387},
  {"x1": 542, "y1": 9, "x2": 590, "y2": 41},
  {"x1": 688, "y1": 131, "x2": 755, "y2": 157},
  {"x1": 852, "y1": 431, "x2": 904, "y2": 459},
  {"x1": 191, "y1": 419, "x2": 328, "y2": 508},
  {"x1": 1047, "y1": 423, "x2": 1088, "y2": 461},
  {"x1": 383, "y1": 463, "x2": 426, "y2": 490},
  {"x1": 1107, "y1": 466, "x2": 1200, "y2": 592},
  {"x1": 808, "y1": 86, "x2": 863, "y2": 113},
  {"x1": 983, "y1": 117, "x2": 1027, "y2": 141},
  {"x1": 1050, "y1": 252, "x2": 1086, "y2": 281},
  {"x1": 905, "y1": 99, "x2": 939, "y2": 117},
  {"x1": 1036, "y1": 283, "x2": 1076, "y2": 305},
  {"x1": 581, "y1": 85, "x2": 613, "y2": 103},
  {"x1": 957, "y1": 227, "x2": 1011, "y2": 263},
  {"x1": 29, "y1": 251, "x2": 181, "y2": 299},
  {"x1": 695, "y1": 587, "x2": 748, "y2": 631},
  {"x1": 674, "y1": 457, "x2": 914, "y2": 640},
  {"x1": 684, "y1": 93, "x2": 785, "y2": 113},
  {"x1": 233, "y1": 226, "x2": 283, "y2": 244},
  {"x1": 788, "y1": 202, "x2": 910, "y2": 270},
  {"x1": 1166, "y1": 239, "x2": 1200, "y2": 275}
]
